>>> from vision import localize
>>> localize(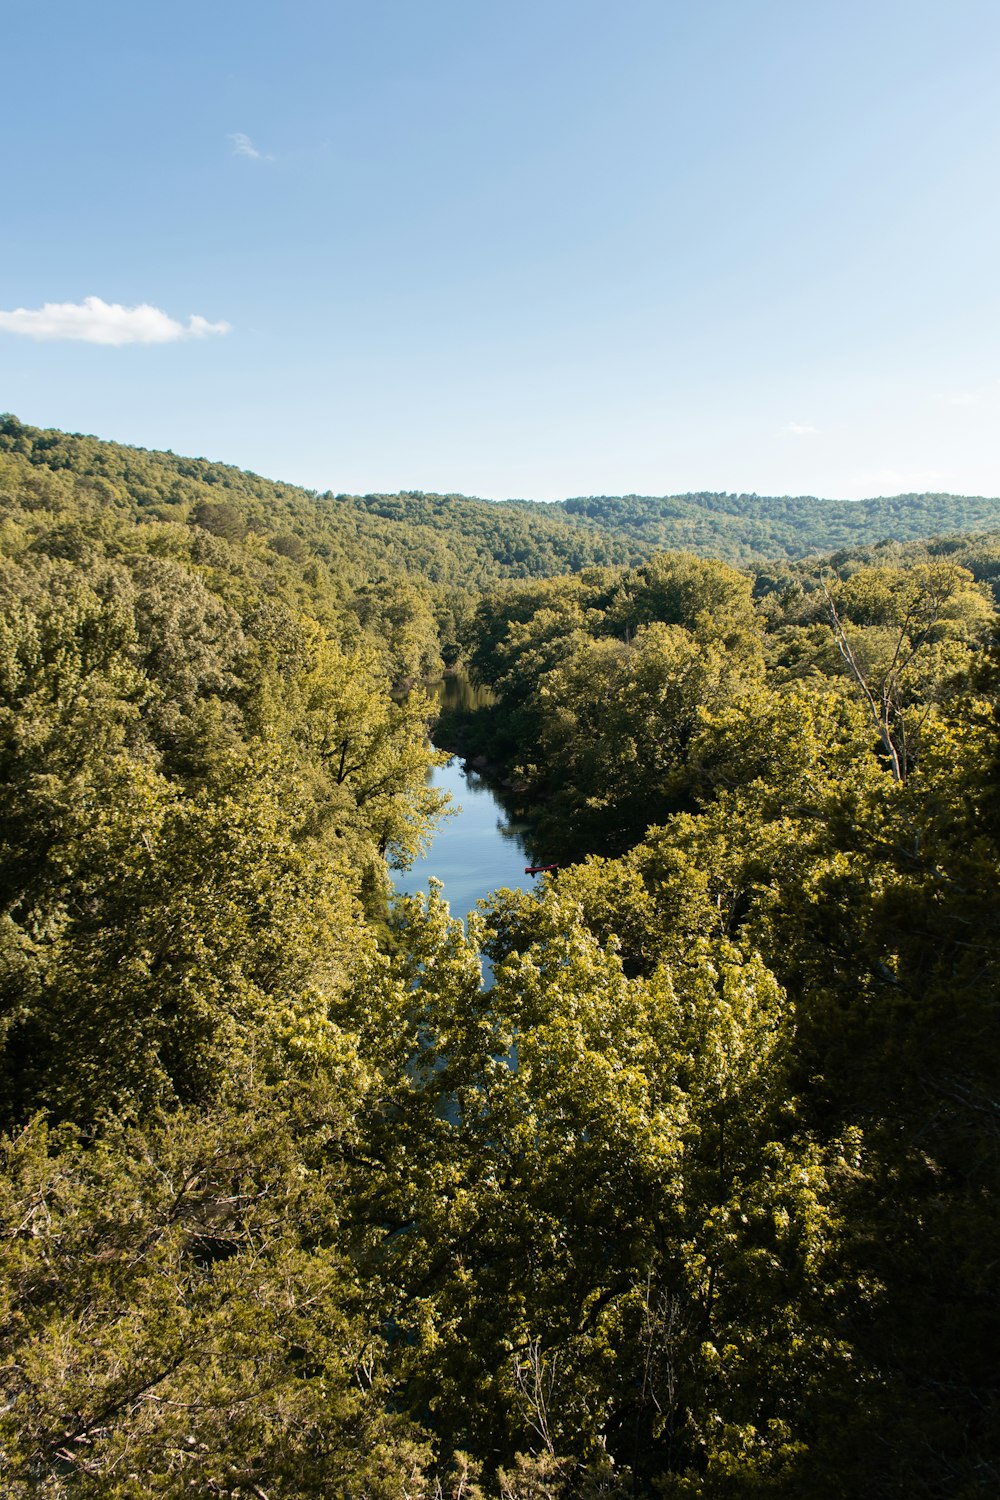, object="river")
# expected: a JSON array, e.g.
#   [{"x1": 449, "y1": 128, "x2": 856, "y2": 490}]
[{"x1": 393, "y1": 755, "x2": 537, "y2": 923}]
